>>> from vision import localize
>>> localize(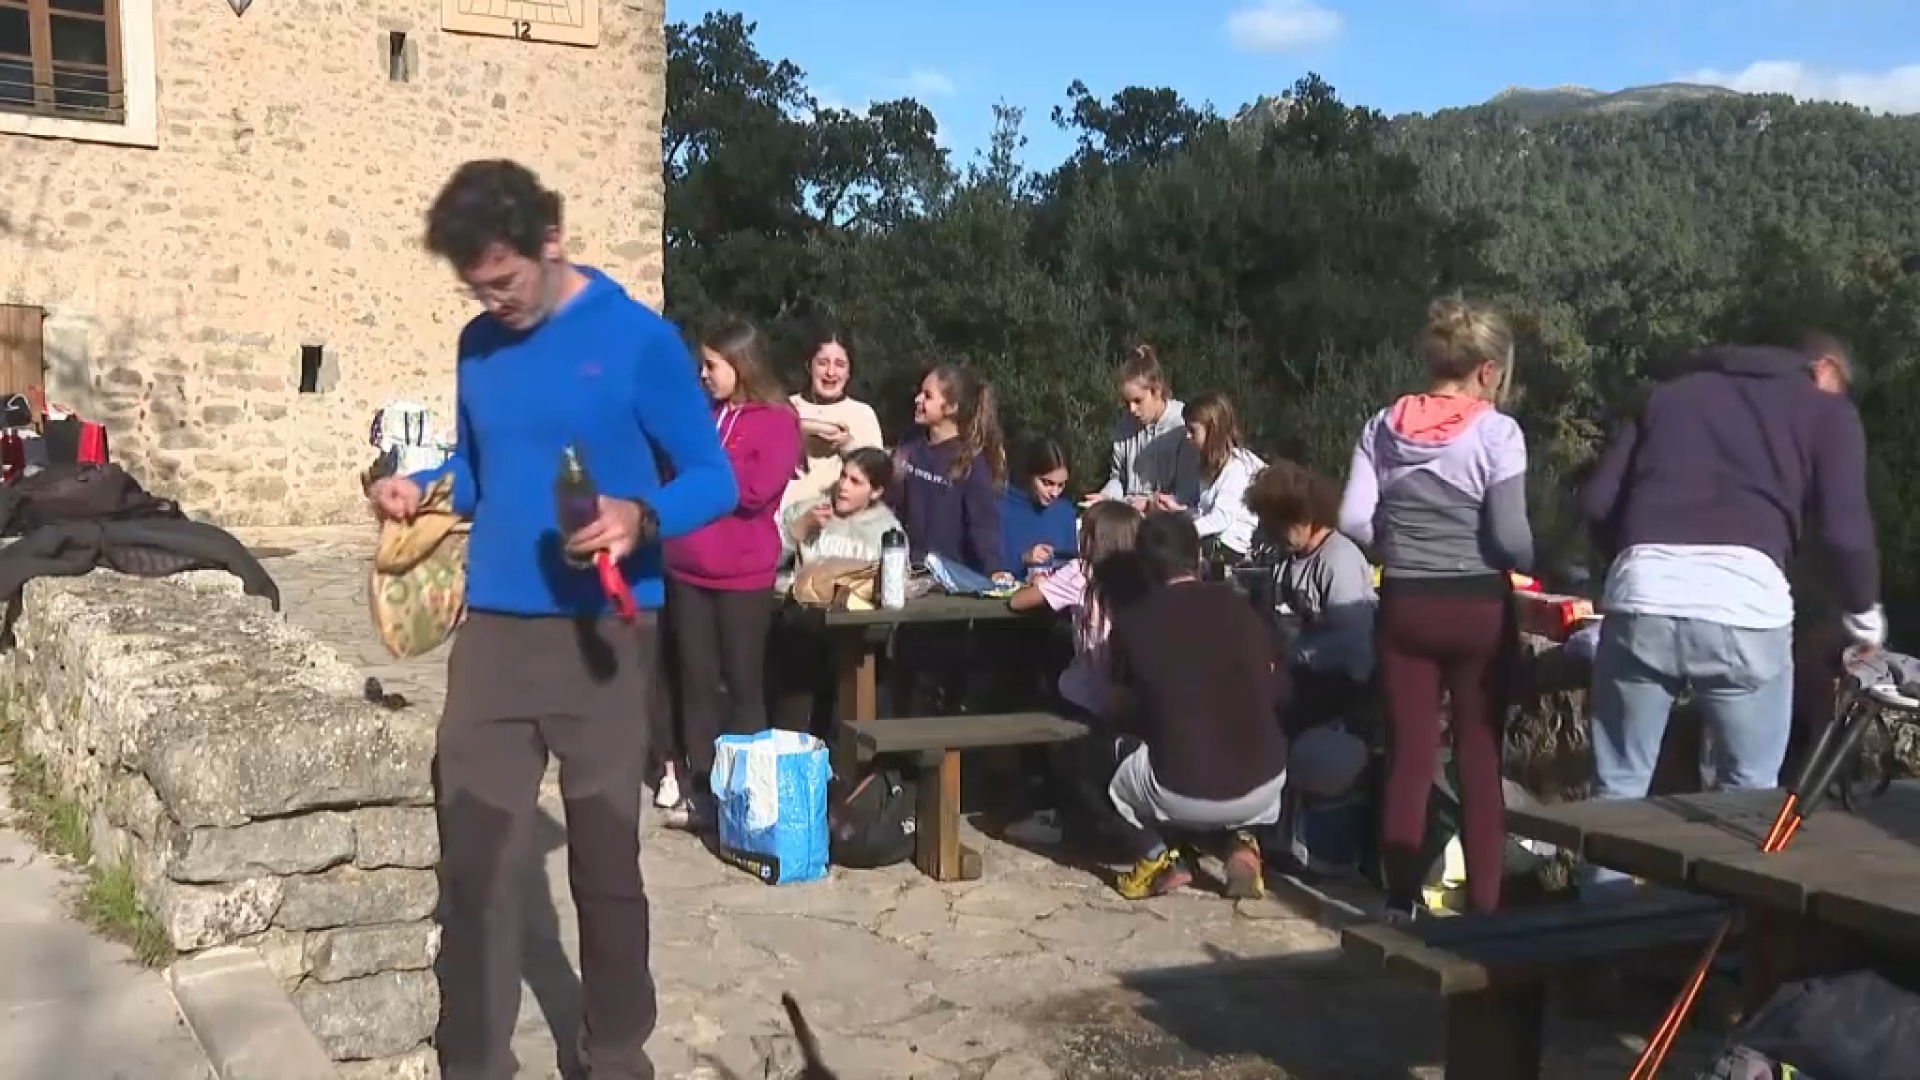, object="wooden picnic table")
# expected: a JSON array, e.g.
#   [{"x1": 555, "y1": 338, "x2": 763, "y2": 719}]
[
  {"x1": 1507, "y1": 783, "x2": 1920, "y2": 1006},
  {"x1": 783, "y1": 594, "x2": 1059, "y2": 880},
  {"x1": 783, "y1": 593, "x2": 1042, "y2": 727}
]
